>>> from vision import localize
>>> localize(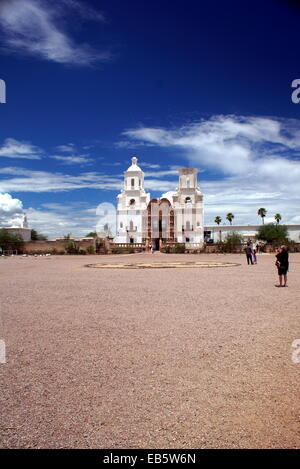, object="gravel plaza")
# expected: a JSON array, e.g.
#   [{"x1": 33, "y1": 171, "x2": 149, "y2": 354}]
[{"x1": 0, "y1": 251, "x2": 300, "y2": 449}]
